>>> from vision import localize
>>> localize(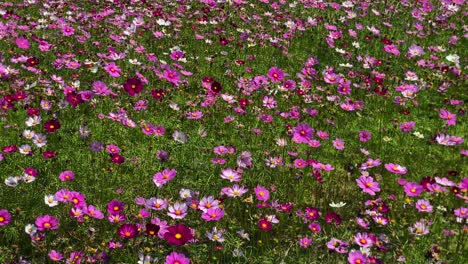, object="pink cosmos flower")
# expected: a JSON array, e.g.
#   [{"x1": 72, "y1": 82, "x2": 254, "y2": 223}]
[
  {"x1": 354, "y1": 232, "x2": 374, "y2": 248},
  {"x1": 107, "y1": 200, "x2": 124, "y2": 215},
  {"x1": 439, "y1": 109, "x2": 457, "y2": 126},
  {"x1": 454, "y1": 207, "x2": 467, "y2": 219},
  {"x1": 356, "y1": 175, "x2": 380, "y2": 196},
  {"x1": 299, "y1": 237, "x2": 313, "y2": 248},
  {"x1": 16, "y1": 37, "x2": 30, "y2": 49},
  {"x1": 308, "y1": 222, "x2": 321, "y2": 233},
  {"x1": 404, "y1": 182, "x2": 424, "y2": 197},
  {"x1": 167, "y1": 202, "x2": 188, "y2": 219},
  {"x1": 201, "y1": 208, "x2": 225, "y2": 221},
  {"x1": 254, "y1": 186, "x2": 270, "y2": 201},
  {"x1": 163, "y1": 68, "x2": 181, "y2": 85},
  {"x1": 384, "y1": 163, "x2": 408, "y2": 174},
  {"x1": 84, "y1": 205, "x2": 104, "y2": 219},
  {"x1": 0, "y1": 209, "x2": 11, "y2": 226},
  {"x1": 62, "y1": 25, "x2": 74, "y2": 36},
  {"x1": 48, "y1": 250, "x2": 63, "y2": 262},
  {"x1": 35, "y1": 215, "x2": 59, "y2": 230},
  {"x1": 359, "y1": 130, "x2": 371, "y2": 142},
  {"x1": 267, "y1": 67, "x2": 285, "y2": 82},
  {"x1": 332, "y1": 138, "x2": 345, "y2": 150},
  {"x1": 360, "y1": 158, "x2": 381, "y2": 170},
  {"x1": 220, "y1": 168, "x2": 241, "y2": 182},
  {"x1": 220, "y1": 184, "x2": 248, "y2": 197},
  {"x1": 294, "y1": 159, "x2": 307, "y2": 168},
  {"x1": 415, "y1": 199, "x2": 433, "y2": 213},
  {"x1": 104, "y1": 62, "x2": 122, "y2": 78},
  {"x1": 199, "y1": 196, "x2": 220, "y2": 212},
  {"x1": 165, "y1": 252, "x2": 190, "y2": 264},
  {"x1": 153, "y1": 169, "x2": 177, "y2": 188},
  {"x1": 348, "y1": 250, "x2": 368, "y2": 264},
  {"x1": 292, "y1": 123, "x2": 314, "y2": 144},
  {"x1": 400, "y1": 121, "x2": 415, "y2": 132},
  {"x1": 146, "y1": 197, "x2": 168, "y2": 211},
  {"x1": 58, "y1": 170, "x2": 74, "y2": 182}
]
